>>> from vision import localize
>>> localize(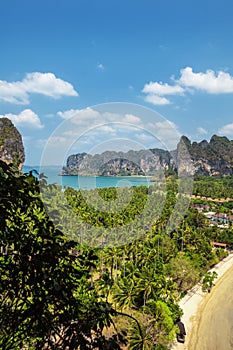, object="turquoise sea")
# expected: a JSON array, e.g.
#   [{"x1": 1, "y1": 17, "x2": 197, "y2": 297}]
[{"x1": 23, "y1": 166, "x2": 151, "y2": 190}]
